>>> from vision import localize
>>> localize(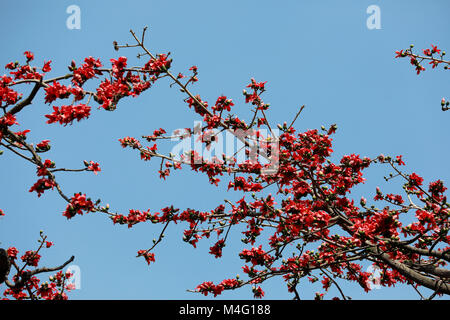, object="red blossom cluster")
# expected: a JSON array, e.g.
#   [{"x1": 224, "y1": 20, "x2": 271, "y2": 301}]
[
  {"x1": 112, "y1": 48, "x2": 449, "y2": 298},
  {"x1": 196, "y1": 278, "x2": 242, "y2": 297},
  {"x1": 136, "y1": 250, "x2": 155, "y2": 265},
  {"x1": 212, "y1": 96, "x2": 234, "y2": 113},
  {"x1": 6, "y1": 52, "x2": 43, "y2": 81},
  {"x1": 0, "y1": 76, "x2": 21, "y2": 108},
  {"x1": 143, "y1": 54, "x2": 172, "y2": 76},
  {"x1": 395, "y1": 44, "x2": 446, "y2": 74},
  {"x1": 45, "y1": 104, "x2": 91, "y2": 125},
  {"x1": 0, "y1": 113, "x2": 18, "y2": 141},
  {"x1": 36, "y1": 139, "x2": 51, "y2": 152},
  {"x1": 28, "y1": 178, "x2": 56, "y2": 198},
  {"x1": 28, "y1": 159, "x2": 56, "y2": 197},
  {"x1": 0, "y1": 113, "x2": 17, "y2": 127},
  {"x1": 63, "y1": 193, "x2": 95, "y2": 219},
  {"x1": 1, "y1": 29, "x2": 448, "y2": 300},
  {"x1": 395, "y1": 44, "x2": 449, "y2": 111},
  {"x1": 1, "y1": 233, "x2": 74, "y2": 300},
  {"x1": 119, "y1": 136, "x2": 142, "y2": 149},
  {"x1": 85, "y1": 160, "x2": 101, "y2": 175},
  {"x1": 20, "y1": 250, "x2": 41, "y2": 267},
  {"x1": 44, "y1": 81, "x2": 71, "y2": 104},
  {"x1": 71, "y1": 57, "x2": 103, "y2": 86}
]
